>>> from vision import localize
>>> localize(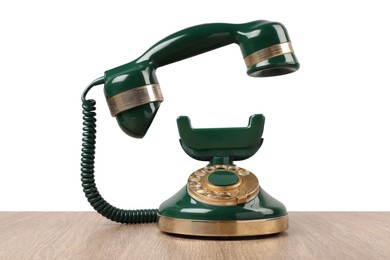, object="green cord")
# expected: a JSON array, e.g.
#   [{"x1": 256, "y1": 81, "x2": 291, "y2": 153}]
[{"x1": 80, "y1": 77, "x2": 158, "y2": 223}]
